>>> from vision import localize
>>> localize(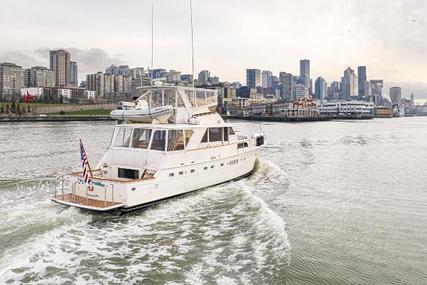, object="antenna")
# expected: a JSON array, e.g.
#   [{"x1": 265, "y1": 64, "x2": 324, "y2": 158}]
[
  {"x1": 189, "y1": 0, "x2": 195, "y2": 90},
  {"x1": 150, "y1": 1, "x2": 154, "y2": 87}
]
